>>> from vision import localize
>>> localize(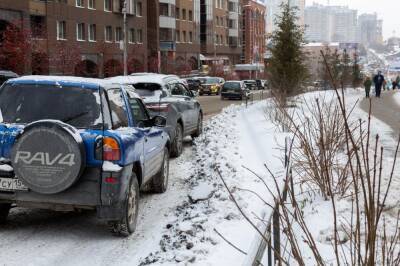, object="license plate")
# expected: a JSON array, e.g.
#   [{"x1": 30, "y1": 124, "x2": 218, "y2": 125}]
[
  {"x1": 0, "y1": 177, "x2": 28, "y2": 192},
  {"x1": 229, "y1": 90, "x2": 236, "y2": 93}
]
